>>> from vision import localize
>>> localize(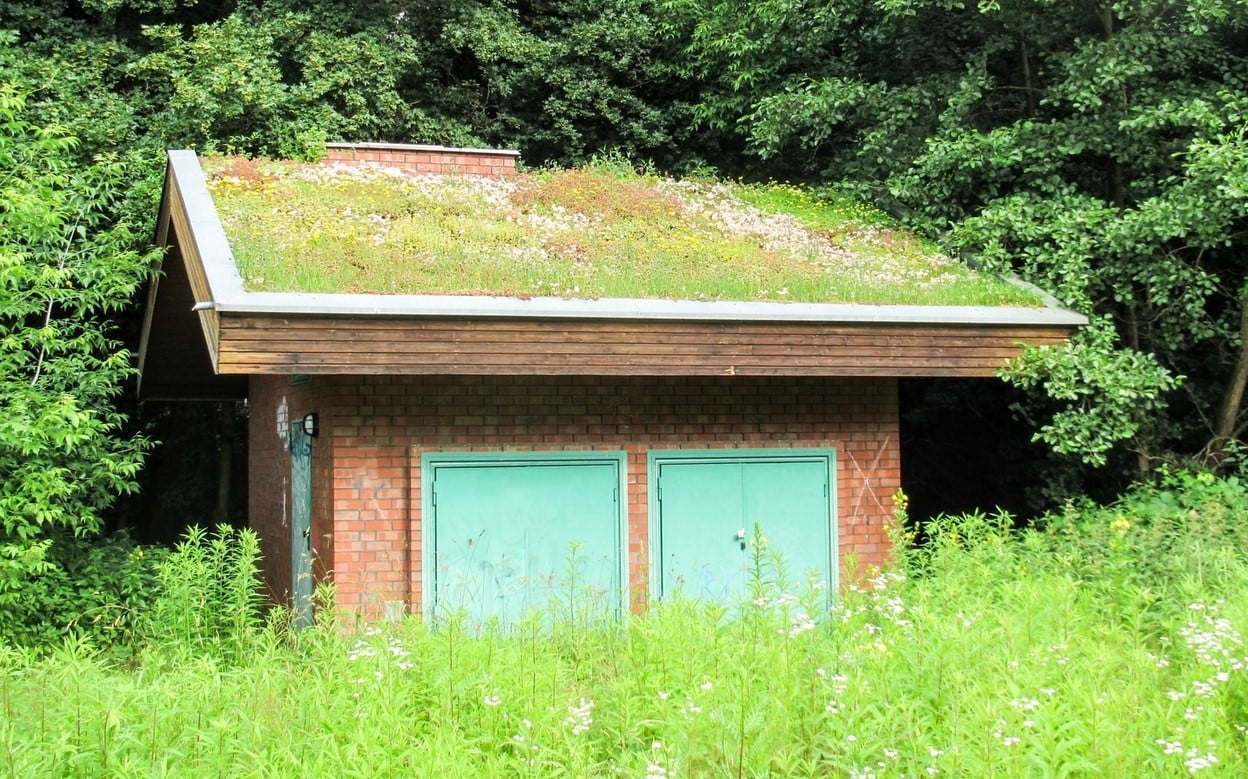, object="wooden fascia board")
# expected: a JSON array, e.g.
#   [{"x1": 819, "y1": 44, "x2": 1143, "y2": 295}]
[
  {"x1": 155, "y1": 150, "x2": 252, "y2": 377},
  {"x1": 212, "y1": 312, "x2": 1078, "y2": 378},
  {"x1": 166, "y1": 167, "x2": 221, "y2": 371},
  {"x1": 135, "y1": 166, "x2": 175, "y2": 397}
]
